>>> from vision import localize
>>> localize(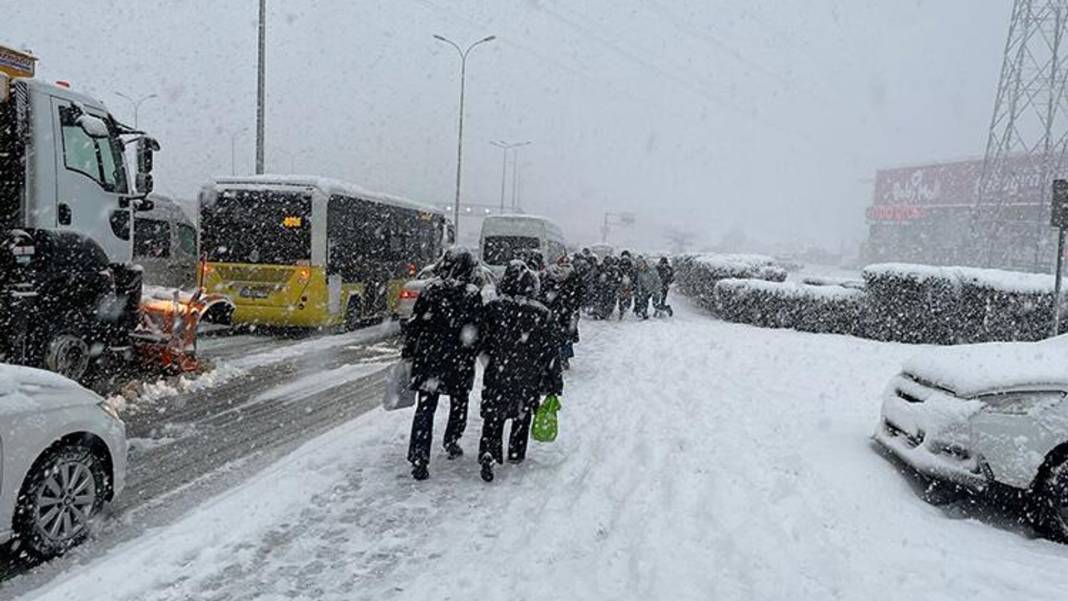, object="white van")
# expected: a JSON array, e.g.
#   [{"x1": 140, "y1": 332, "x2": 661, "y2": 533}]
[{"x1": 480, "y1": 214, "x2": 567, "y2": 274}]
